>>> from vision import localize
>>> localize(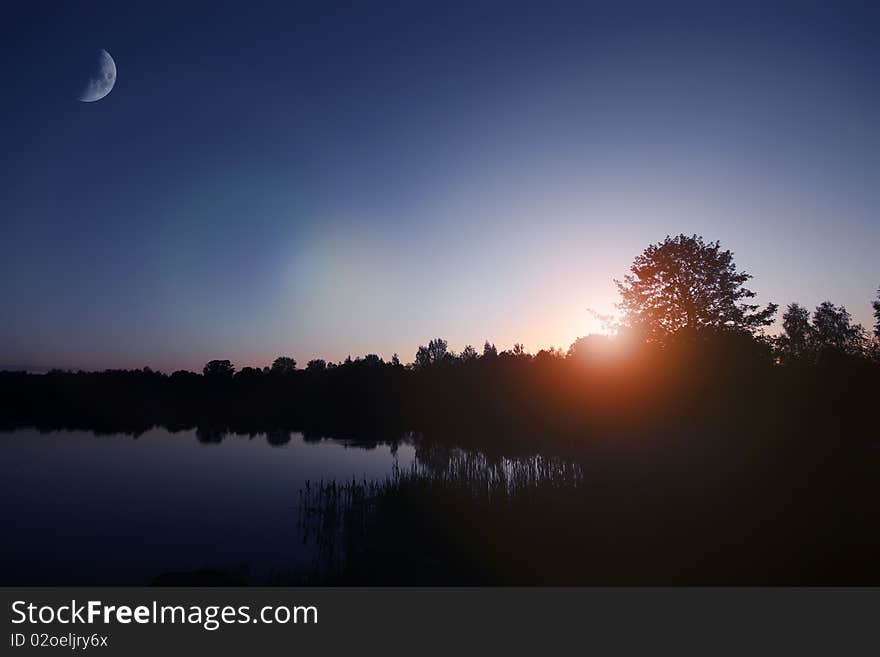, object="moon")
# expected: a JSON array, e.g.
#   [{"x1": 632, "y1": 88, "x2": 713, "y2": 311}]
[{"x1": 78, "y1": 49, "x2": 116, "y2": 102}]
